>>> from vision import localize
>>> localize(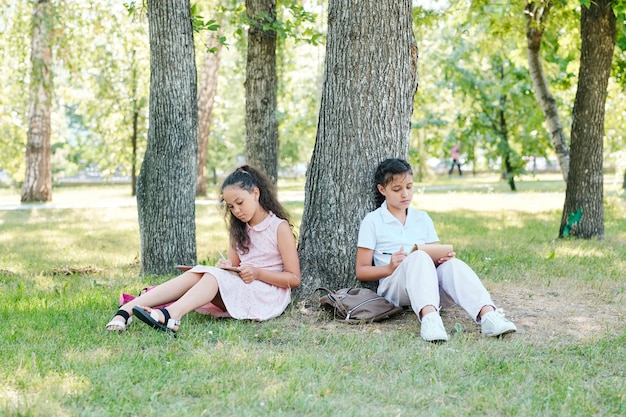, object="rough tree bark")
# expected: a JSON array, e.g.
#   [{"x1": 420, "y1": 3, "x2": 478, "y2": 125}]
[
  {"x1": 245, "y1": 0, "x2": 278, "y2": 182},
  {"x1": 559, "y1": 0, "x2": 615, "y2": 239},
  {"x1": 197, "y1": 32, "x2": 222, "y2": 197},
  {"x1": 525, "y1": 0, "x2": 570, "y2": 182},
  {"x1": 136, "y1": 0, "x2": 199, "y2": 274},
  {"x1": 21, "y1": 0, "x2": 53, "y2": 203},
  {"x1": 297, "y1": 0, "x2": 418, "y2": 296}
]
